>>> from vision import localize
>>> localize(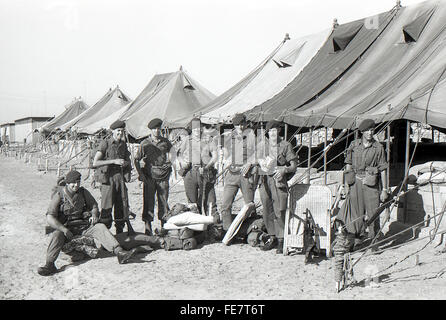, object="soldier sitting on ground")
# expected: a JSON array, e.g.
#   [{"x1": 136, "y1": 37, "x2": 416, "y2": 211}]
[{"x1": 37, "y1": 170, "x2": 137, "y2": 276}]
